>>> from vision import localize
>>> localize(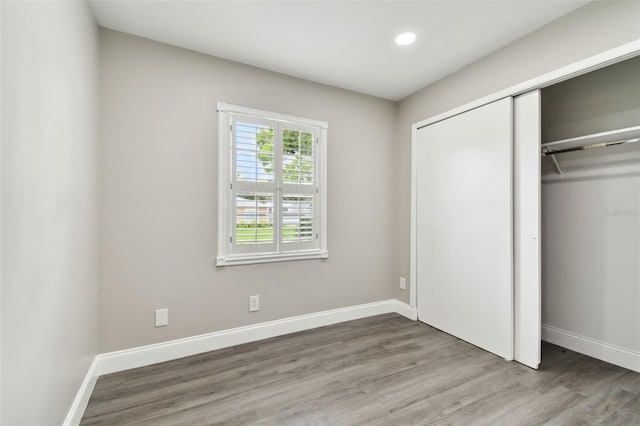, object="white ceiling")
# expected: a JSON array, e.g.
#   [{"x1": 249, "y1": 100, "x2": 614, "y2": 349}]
[{"x1": 89, "y1": 0, "x2": 590, "y2": 101}]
